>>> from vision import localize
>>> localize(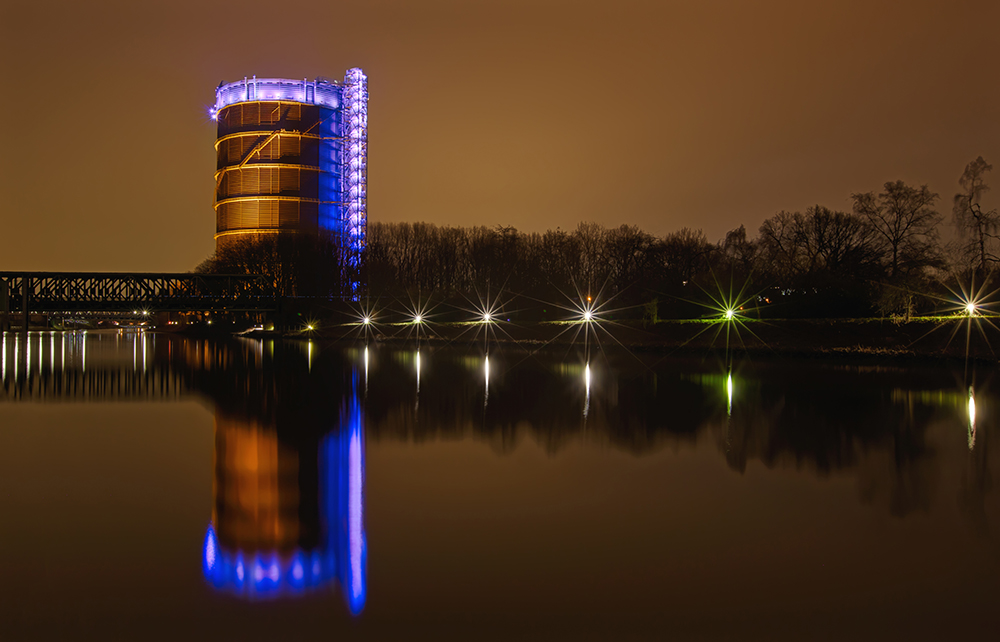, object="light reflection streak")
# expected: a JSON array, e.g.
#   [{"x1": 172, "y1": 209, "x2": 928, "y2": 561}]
[
  {"x1": 583, "y1": 362, "x2": 591, "y2": 419},
  {"x1": 484, "y1": 355, "x2": 490, "y2": 408},
  {"x1": 347, "y1": 417, "x2": 365, "y2": 614},
  {"x1": 308, "y1": 341, "x2": 314, "y2": 373},
  {"x1": 727, "y1": 371, "x2": 733, "y2": 417},
  {"x1": 2, "y1": 333, "x2": 6, "y2": 382},
  {"x1": 968, "y1": 386, "x2": 977, "y2": 450},
  {"x1": 363, "y1": 346, "x2": 369, "y2": 394}
]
